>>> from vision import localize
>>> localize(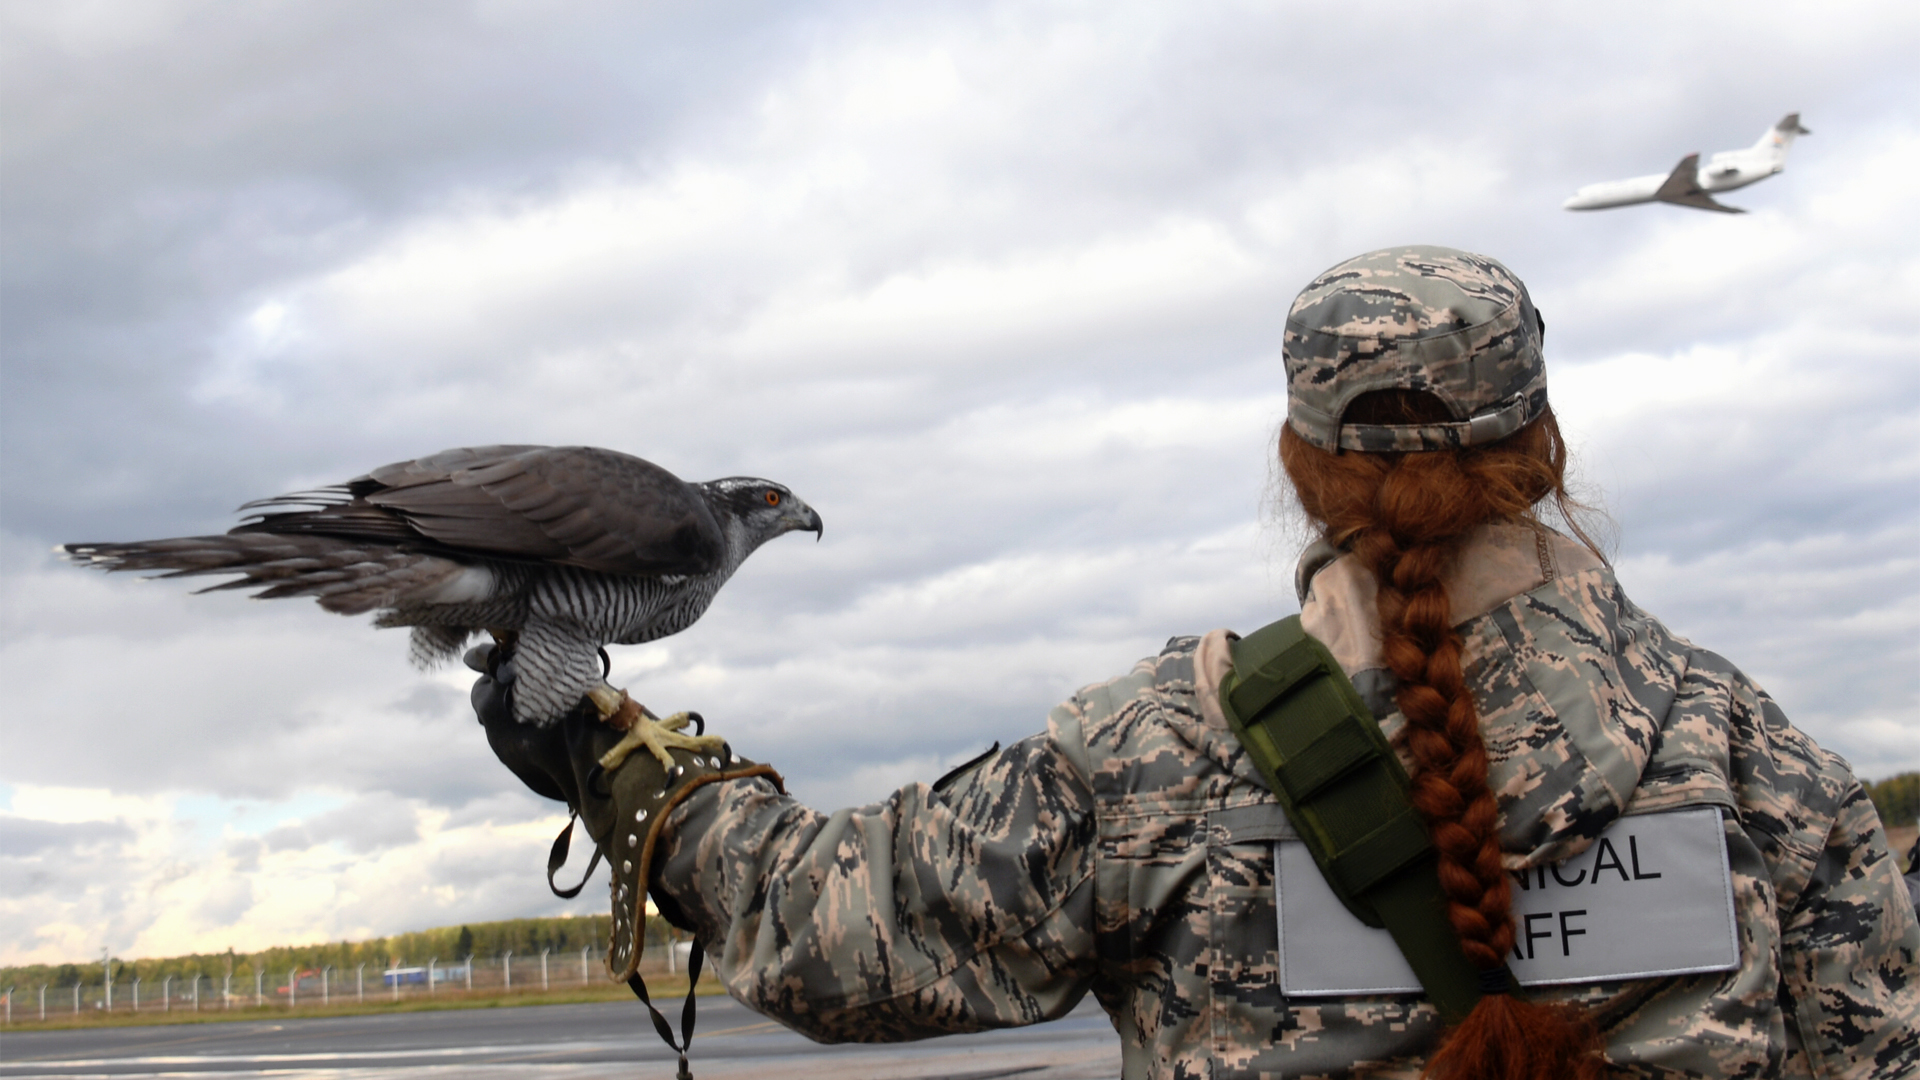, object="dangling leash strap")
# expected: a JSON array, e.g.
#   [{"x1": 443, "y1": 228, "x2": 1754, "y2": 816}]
[
  {"x1": 627, "y1": 938, "x2": 705, "y2": 1080},
  {"x1": 545, "y1": 812, "x2": 603, "y2": 899}
]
